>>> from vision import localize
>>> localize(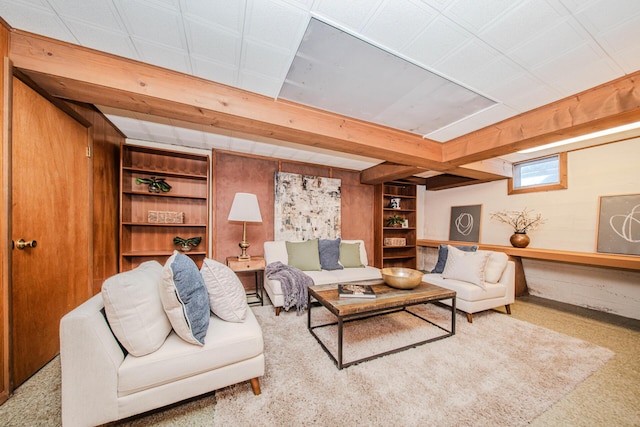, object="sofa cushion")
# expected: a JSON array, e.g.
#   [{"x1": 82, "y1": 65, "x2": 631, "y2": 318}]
[
  {"x1": 480, "y1": 250, "x2": 509, "y2": 284},
  {"x1": 286, "y1": 239, "x2": 322, "y2": 271},
  {"x1": 160, "y1": 251, "x2": 210, "y2": 346},
  {"x1": 431, "y1": 244, "x2": 478, "y2": 274},
  {"x1": 318, "y1": 238, "x2": 343, "y2": 270},
  {"x1": 118, "y1": 309, "x2": 264, "y2": 396},
  {"x1": 339, "y1": 241, "x2": 364, "y2": 268},
  {"x1": 442, "y1": 245, "x2": 490, "y2": 288},
  {"x1": 341, "y1": 239, "x2": 369, "y2": 266},
  {"x1": 101, "y1": 261, "x2": 171, "y2": 357},
  {"x1": 200, "y1": 258, "x2": 249, "y2": 322}
]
